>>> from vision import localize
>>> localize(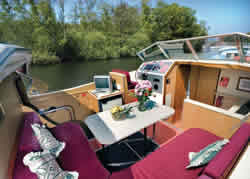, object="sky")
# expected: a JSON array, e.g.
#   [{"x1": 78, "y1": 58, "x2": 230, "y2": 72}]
[{"x1": 64, "y1": 0, "x2": 250, "y2": 35}]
